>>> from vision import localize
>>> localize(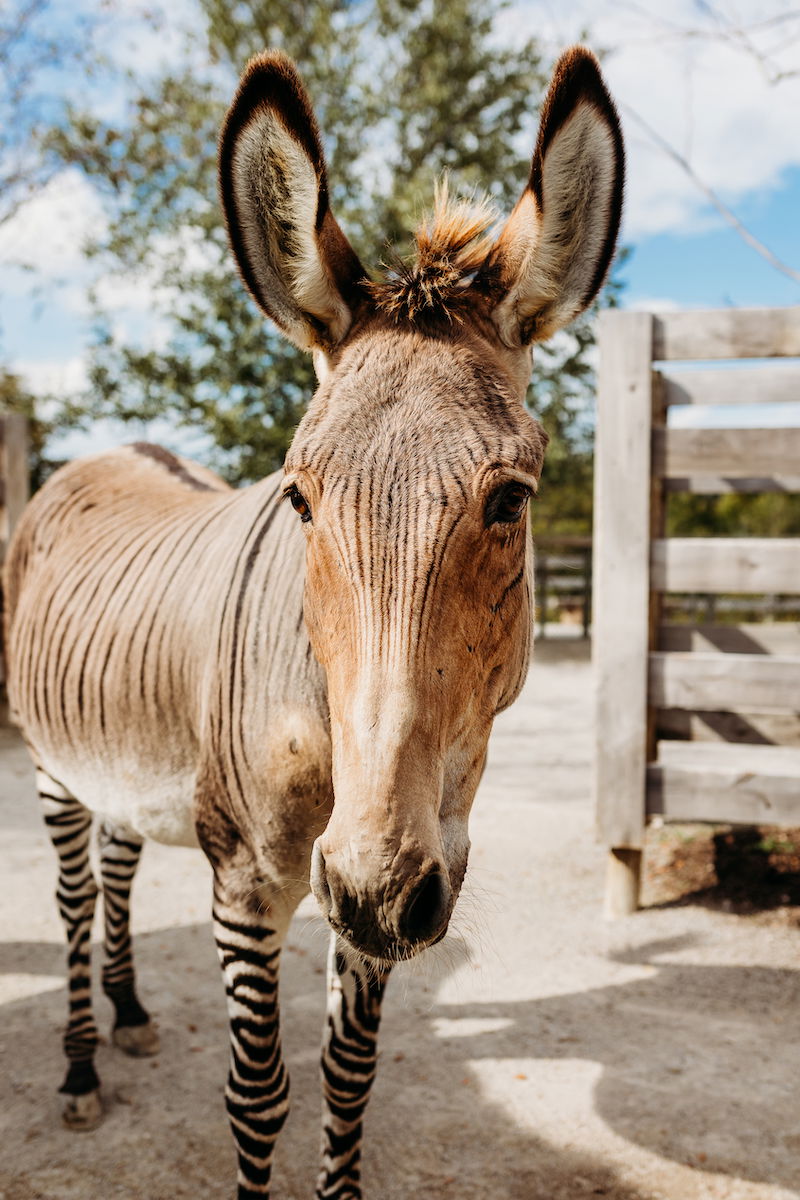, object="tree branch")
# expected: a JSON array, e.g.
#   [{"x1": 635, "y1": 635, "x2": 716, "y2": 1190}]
[{"x1": 621, "y1": 102, "x2": 800, "y2": 286}]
